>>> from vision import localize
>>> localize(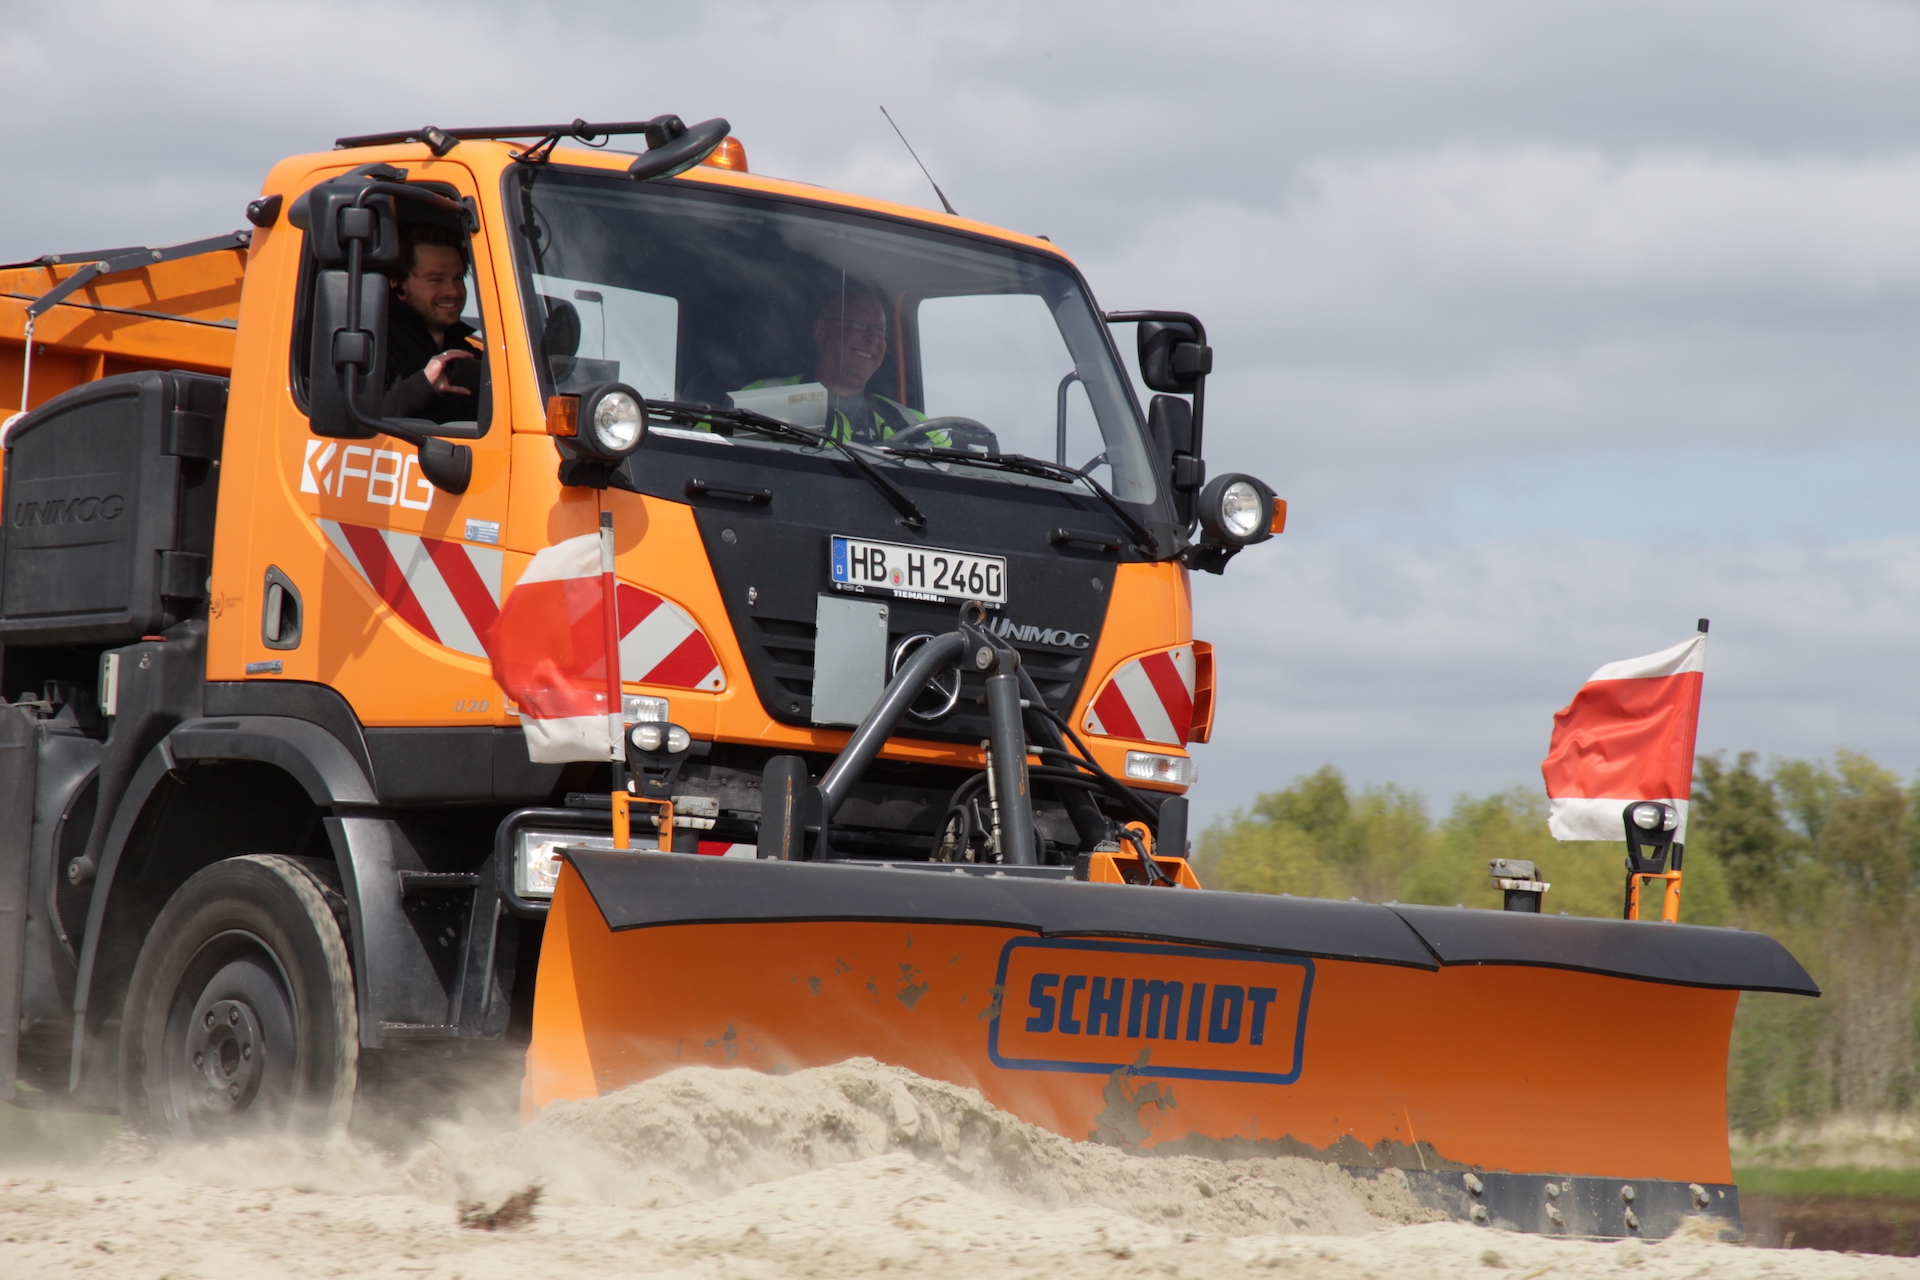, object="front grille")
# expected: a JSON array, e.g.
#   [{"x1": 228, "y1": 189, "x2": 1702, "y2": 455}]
[{"x1": 741, "y1": 614, "x2": 1087, "y2": 743}]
